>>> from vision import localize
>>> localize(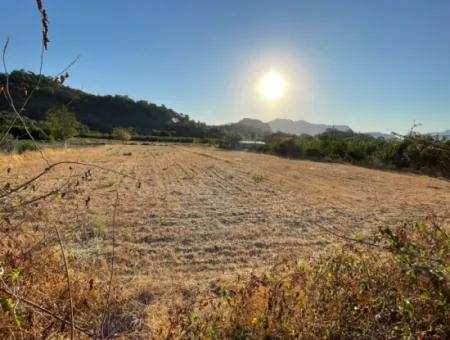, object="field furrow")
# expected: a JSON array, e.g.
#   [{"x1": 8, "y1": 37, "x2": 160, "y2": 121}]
[{"x1": 2, "y1": 144, "x2": 449, "y2": 303}]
